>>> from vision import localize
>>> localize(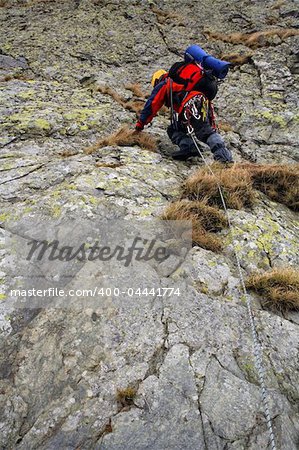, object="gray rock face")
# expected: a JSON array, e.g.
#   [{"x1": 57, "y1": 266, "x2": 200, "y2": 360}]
[
  {"x1": 0, "y1": 55, "x2": 28, "y2": 69},
  {"x1": 0, "y1": 0, "x2": 299, "y2": 449}
]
